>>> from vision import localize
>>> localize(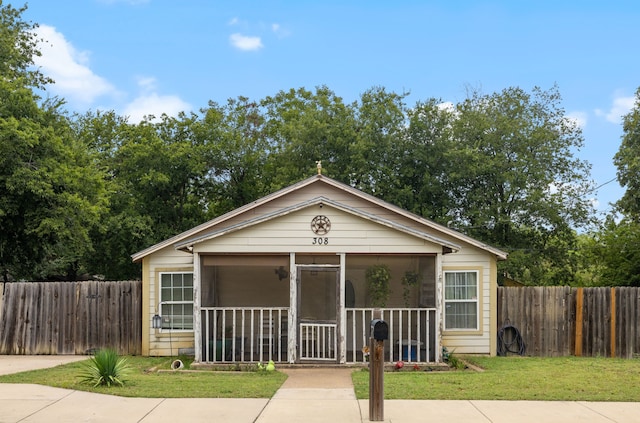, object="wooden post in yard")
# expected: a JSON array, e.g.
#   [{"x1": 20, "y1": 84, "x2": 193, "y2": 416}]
[
  {"x1": 369, "y1": 337, "x2": 384, "y2": 421},
  {"x1": 369, "y1": 309, "x2": 385, "y2": 422}
]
